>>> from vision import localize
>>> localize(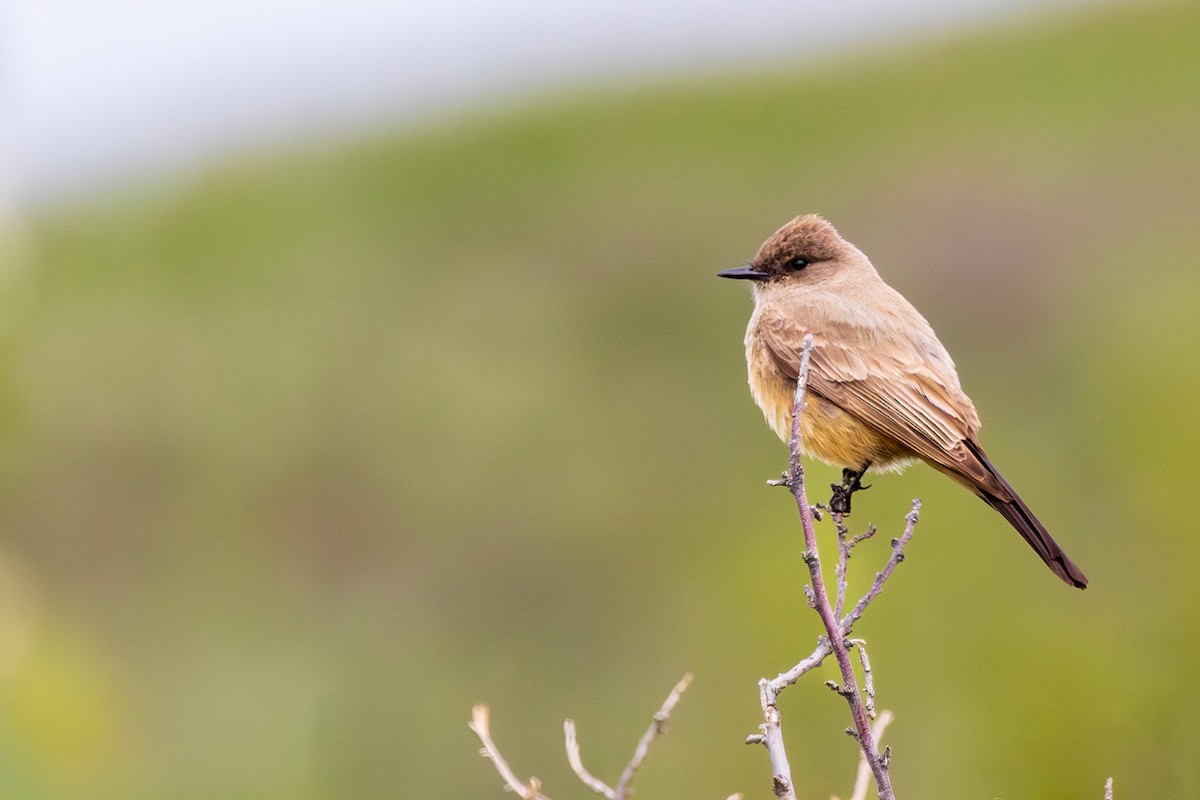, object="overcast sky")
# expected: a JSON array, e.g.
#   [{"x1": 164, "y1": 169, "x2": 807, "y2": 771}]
[{"x1": 4, "y1": 0, "x2": 1108, "y2": 207}]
